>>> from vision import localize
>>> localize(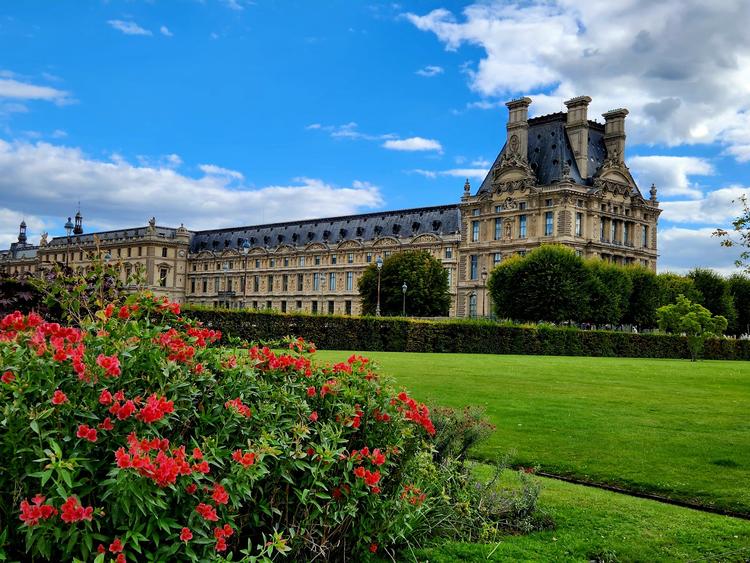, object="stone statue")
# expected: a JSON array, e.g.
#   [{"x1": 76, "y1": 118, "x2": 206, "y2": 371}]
[
  {"x1": 148, "y1": 217, "x2": 156, "y2": 233},
  {"x1": 39, "y1": 232, "x2": 48, "y2": 247}
]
